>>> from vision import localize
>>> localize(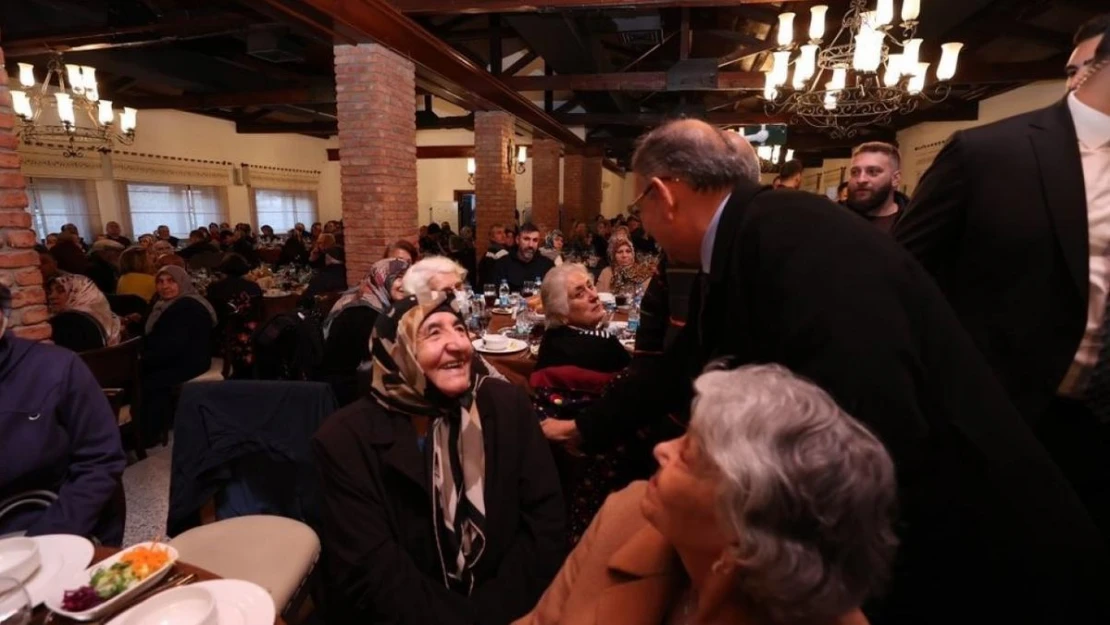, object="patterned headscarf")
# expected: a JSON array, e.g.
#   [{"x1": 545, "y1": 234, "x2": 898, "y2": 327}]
[
  {"x1": 50, "y1": 274, "x2": 121, "y2": 346},
  {"x1": 322, "y1": 258, "x2": 409, "y2": 337},
  {"x1": 145, "y1": 266, "x2": 217, "y2": 333},
  {"x1": 608, "y1": 235, "x2": 654, "y2": 293},
  {"x1": 543, "y1": 229, "x2": 564, "y2": 250},
  {"x1": 369, "y1": 291, "x2": 488, "y2": 594}
]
